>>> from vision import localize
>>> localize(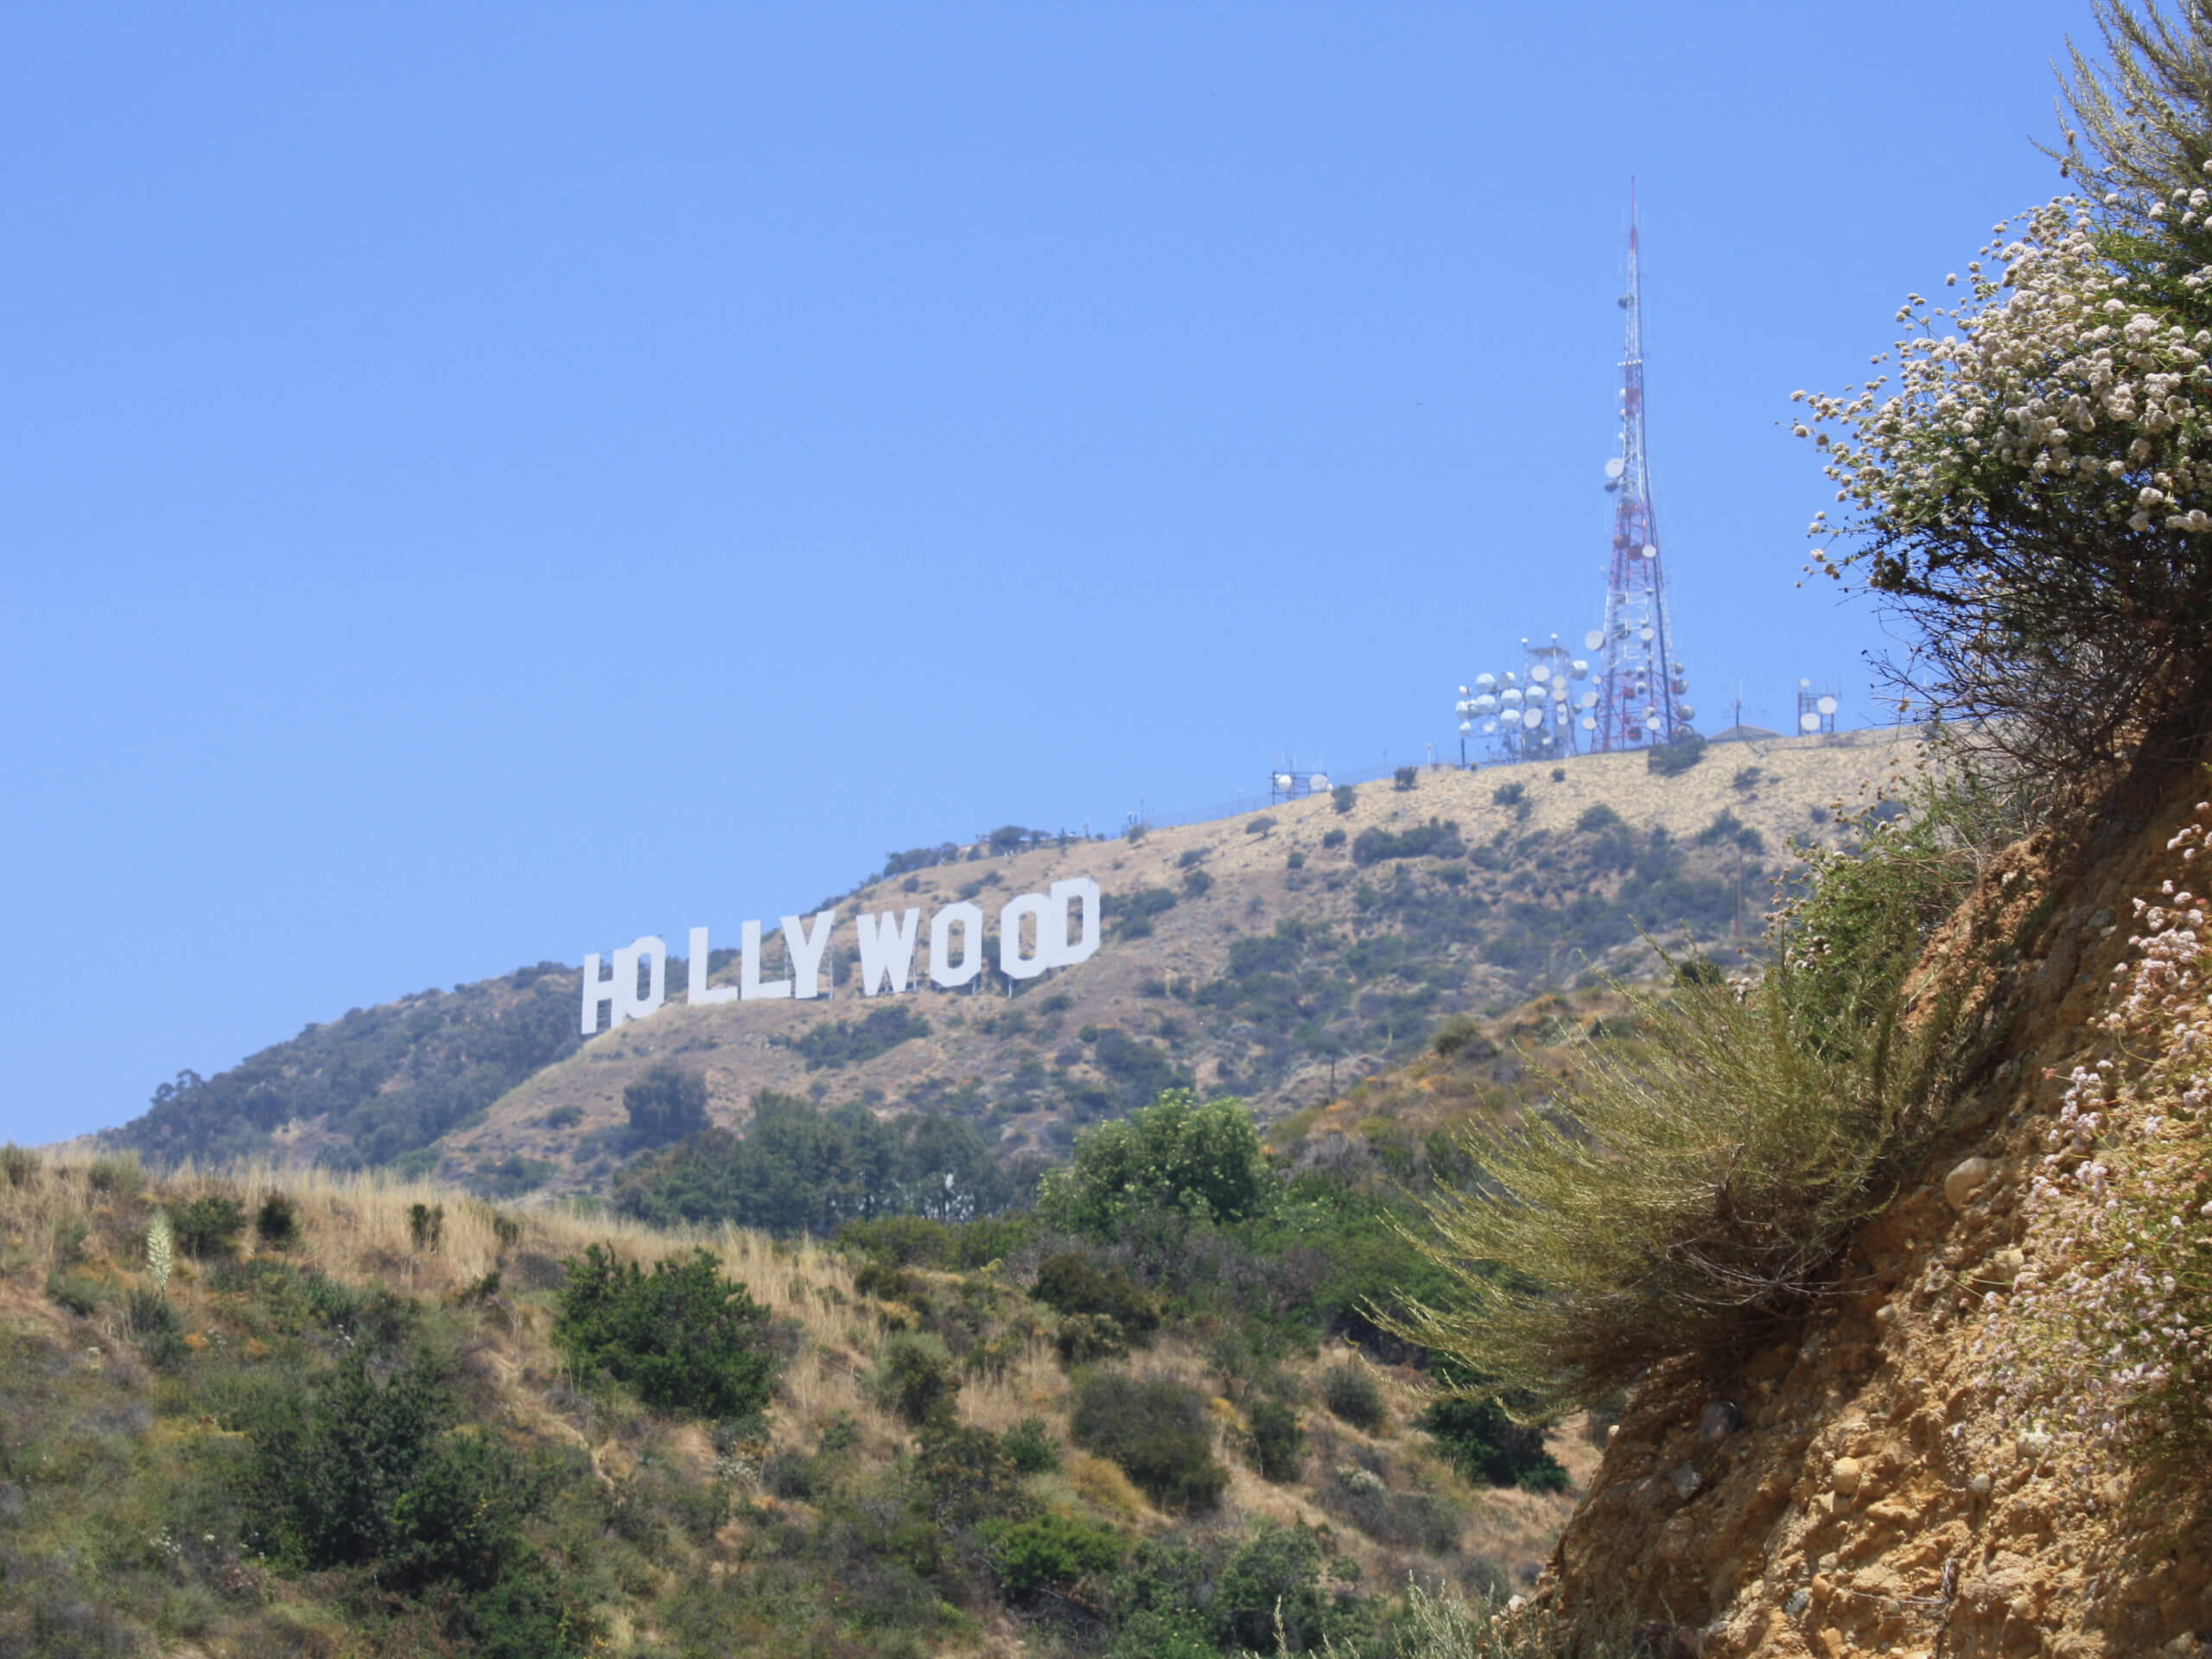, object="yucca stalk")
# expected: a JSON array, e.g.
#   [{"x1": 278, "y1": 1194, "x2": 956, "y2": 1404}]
[{"x1": 146, "y1": 1207, "x2": 174, "y2": 1293}]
